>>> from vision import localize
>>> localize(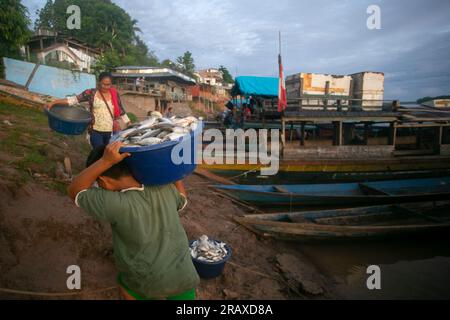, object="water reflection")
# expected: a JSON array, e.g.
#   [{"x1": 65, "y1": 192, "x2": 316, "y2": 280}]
[{"x1": 298, "y1": 238, "x2": 450, "y2": 299}]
